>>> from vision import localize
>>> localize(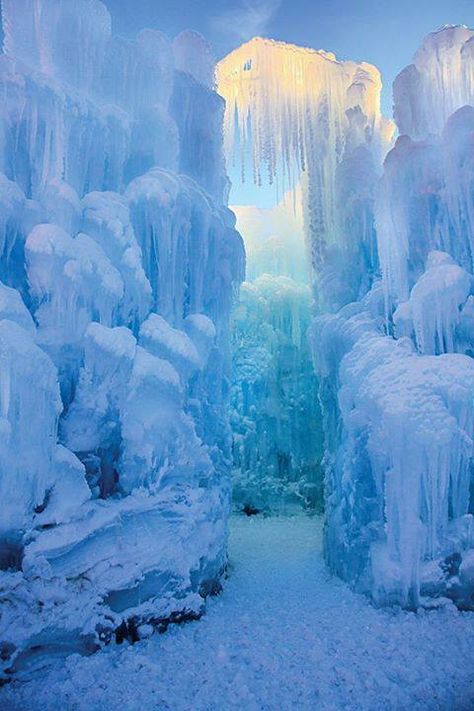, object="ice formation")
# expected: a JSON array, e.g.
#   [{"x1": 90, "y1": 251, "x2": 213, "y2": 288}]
[
  {"x1": 217, "y1": 38, "x2": 394, "y2": 310},
  {"x1": 220, "y1": 28, "x2": 474, "y2": 608},
  {"x1": 312, "y1": 29, "x2": 474, "y2": 608},
  {"x1": 1, "y1": 1, "x2": 474, "y2": 685},
  {"x1": 0, "y1": 0, "x2": 244, "y2": 680},
  {"x1": 231, "y1": 274, "x2": 323, "y2": 513},
  {"x1": 217, "y1": 40, "x2": 391, "y2": 513},
  {"x1": 229, "y1": 189, "x2": 322, "y2": 513},
  {"x1": 393, "y1": 25, "x2": 474, "y2": 140}
]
